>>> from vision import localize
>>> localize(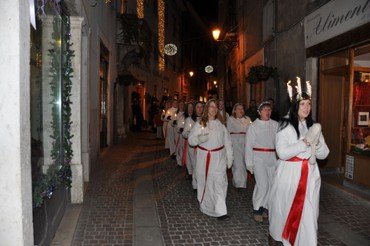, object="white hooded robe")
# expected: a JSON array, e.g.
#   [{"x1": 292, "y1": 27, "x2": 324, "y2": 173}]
[
  {"x1": 188, "y1": 119, "x2": 233, "y2": 217},
  {"x1": 245, "y1": 118, "x2": 278, "y2": 210},
  {"x1": 227, "y1": 116, "x2": 251, "y2": 188},
  {"x1": 269, "y1": 121, "x2": 329, "y2": 246}
]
